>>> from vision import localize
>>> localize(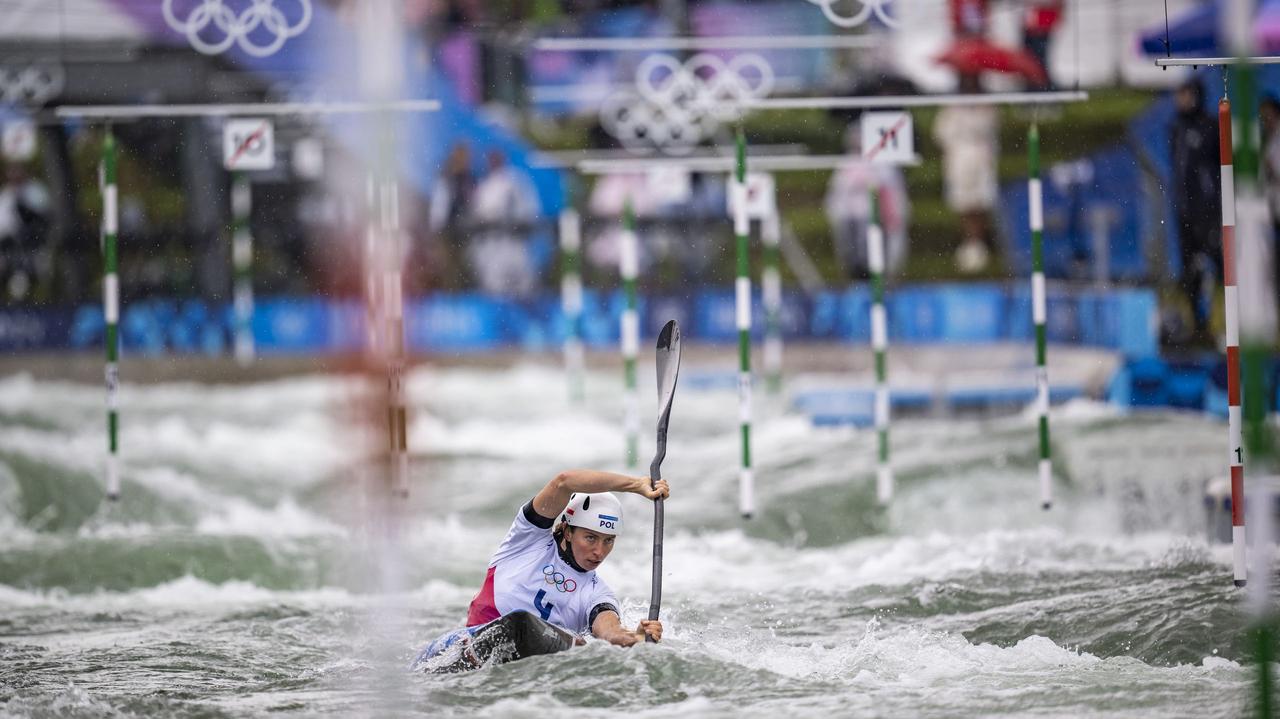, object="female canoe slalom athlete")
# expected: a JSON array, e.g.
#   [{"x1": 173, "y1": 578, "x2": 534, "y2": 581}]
[{"x1": 411, "y1": 469, "x2": 671, "y2": 672}]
